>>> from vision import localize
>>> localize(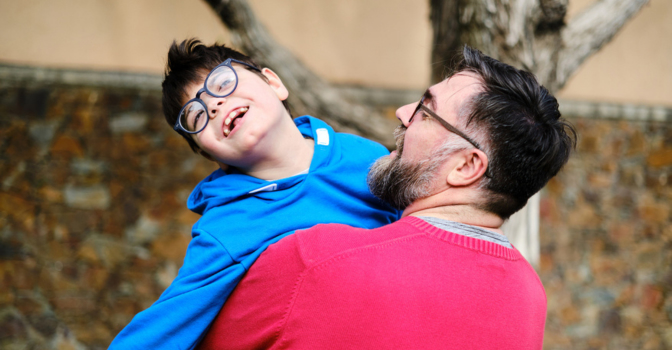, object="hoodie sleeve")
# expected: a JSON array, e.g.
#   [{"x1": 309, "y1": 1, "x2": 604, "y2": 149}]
[{"x1": 108, "y1": 229, "x2": 245, "y2": 350}]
